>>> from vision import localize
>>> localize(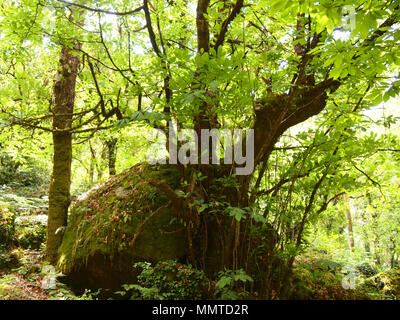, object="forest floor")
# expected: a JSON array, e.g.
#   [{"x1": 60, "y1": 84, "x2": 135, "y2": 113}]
[
  {"x1": 0, "y1": 185, "x2": 90, "y2": 300},
  {"x1": 0, "y1": 249, "x2": 51, "y2": 300},
  {"x1": 0, "y1": 246, "x2": 94, "y2": 300}
]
